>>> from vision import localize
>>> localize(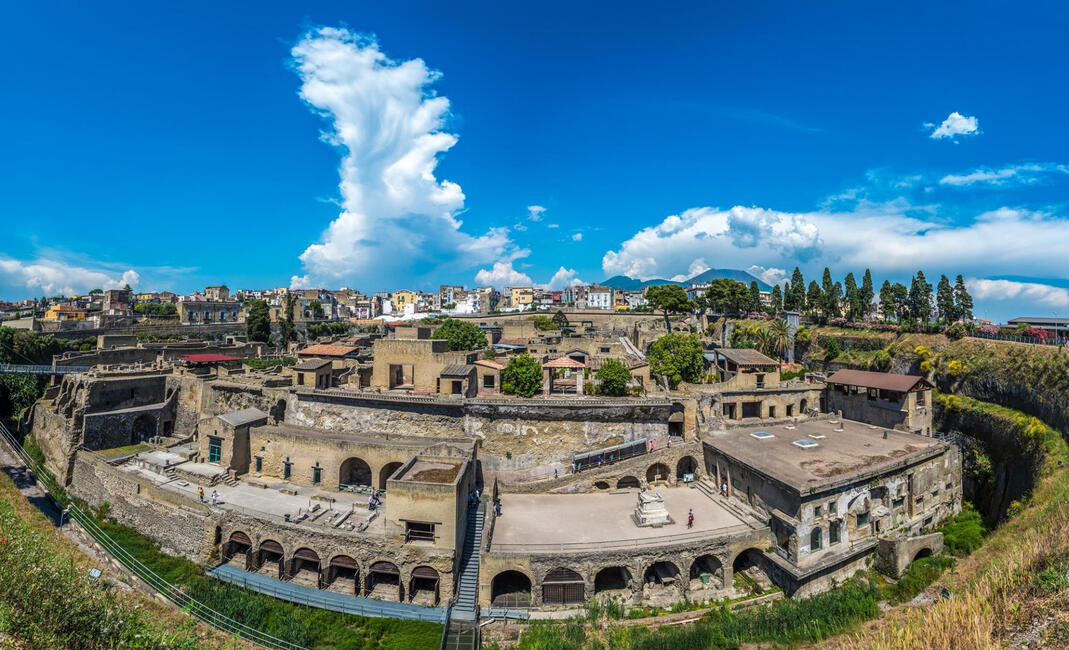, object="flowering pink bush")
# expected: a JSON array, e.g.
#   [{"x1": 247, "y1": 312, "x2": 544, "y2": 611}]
[
  {"x1": 980, "y1": 324, "x2": 999, "y2": 336},
  {"x1": 1023, "y1": 327, "x2": 1049, "y2": 341}
]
